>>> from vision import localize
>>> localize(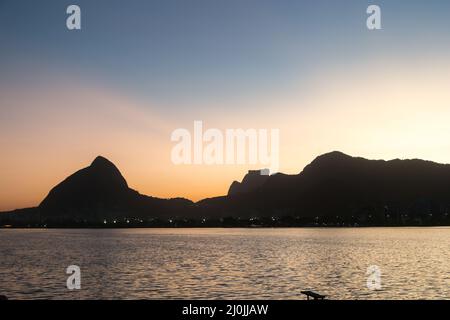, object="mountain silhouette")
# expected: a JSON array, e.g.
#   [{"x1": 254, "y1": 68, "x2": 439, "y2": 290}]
[
  {"x1": 3, "y1": 156, "x2": 194, "y2": 225},
  {"x1": 40, "y1": 156, "x2": 131, "y2": 213},
  {"x1": 2, "y1": 151, "x2": 450, "y2": 226},
  {"x1": 199, "y1": 151, "x2": 450, "y2": 225},
  {"x1": 228, "y1": 170, "x2": 270, "y2": 196}
]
